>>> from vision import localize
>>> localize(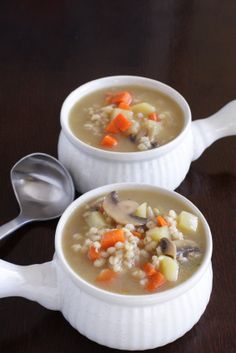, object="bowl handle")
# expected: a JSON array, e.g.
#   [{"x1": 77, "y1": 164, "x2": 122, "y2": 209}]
[
  {"x1": 191, "y1": 100, "x2": 236, "y2": 161},
  {"x1": 0, "y1": 259, "x2": 60, "y2": 310}
]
